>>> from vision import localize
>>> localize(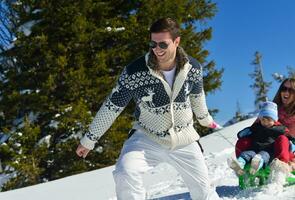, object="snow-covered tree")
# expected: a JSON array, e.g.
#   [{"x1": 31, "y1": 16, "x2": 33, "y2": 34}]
[
  {"x1": 0, "y1": 0, "x2": 223, "y2": 190},
  {"x1": 272, "y1": 66, "x2": 295, "y2": 83},
  {"x1": 249, "y1": 51, "x2": 272, "y2": 108}
]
